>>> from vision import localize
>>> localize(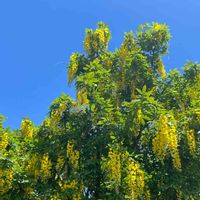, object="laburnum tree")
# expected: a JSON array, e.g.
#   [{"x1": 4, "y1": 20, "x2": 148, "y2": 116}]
[{"x1": 0, "y1": 22, "x2": 200, "y2": 200}]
